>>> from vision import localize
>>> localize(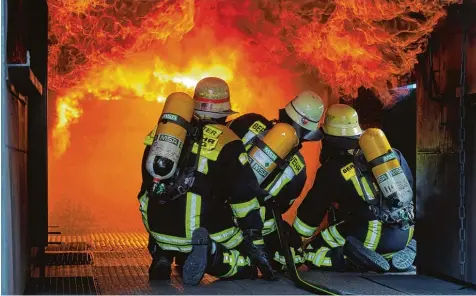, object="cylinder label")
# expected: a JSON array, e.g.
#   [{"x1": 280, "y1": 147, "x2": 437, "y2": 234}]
[
  {"x1": 155, "y1": 134, "x2": 183, "y2": 163},
  {"x1": 250, "y1": 149, "x2": 274, "y2": 184},
  {"x1": 376, "y1": 167, "x2": 413, "y2": 202}
]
